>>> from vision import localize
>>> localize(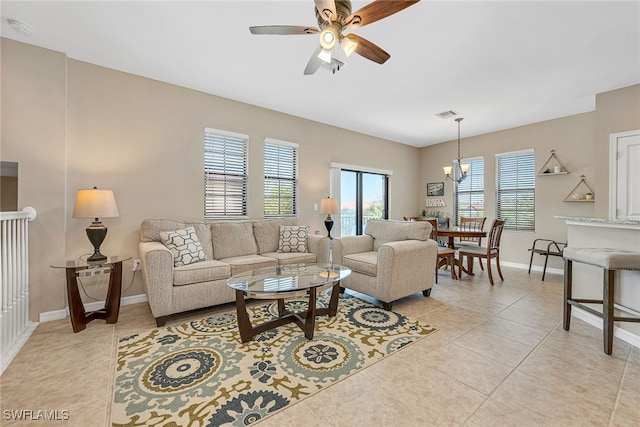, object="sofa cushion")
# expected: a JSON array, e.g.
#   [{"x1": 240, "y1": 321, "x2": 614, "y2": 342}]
[
  {"x1": 365, "y1": 219, "x2": 431, "y2": 251},
  {"x1": 253, "y1": 218, "x2": 300, "y2": 254},
  {"x1": 262, "y1": 252, "x2": 317, "y2": 266},
  {"x1": 141, "y1": 219, "x2": 213, "y2": 260},
  {"x1": 160, "y1": 227, "x2": 207, "y2": 267},
  {"x1": 278, "y1": 225, "x2": 309, "y2": 253},
  {"x1": 219, "y1": 255, "x2": 278, "y2": 276},
  {"x1": 173, "y1": 259, "x2": 231, "y2": 286},
  {"x1": 342, "y1": 251, "x2": 378, "y2": 277},
  {"x1": 210, "y1": 221, "x2": 257, "y2": 260}
]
